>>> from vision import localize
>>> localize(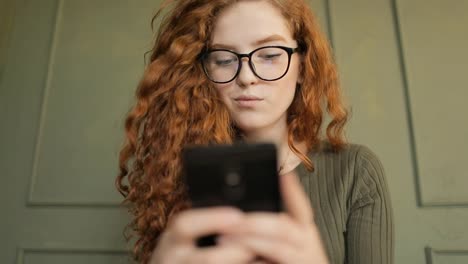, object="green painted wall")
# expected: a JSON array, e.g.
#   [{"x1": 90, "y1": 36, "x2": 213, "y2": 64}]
[{"x1": 1, "y1": 0, "x2": 467, "y2": 263}]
